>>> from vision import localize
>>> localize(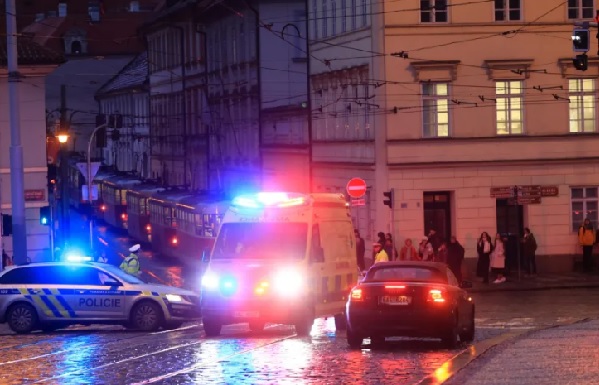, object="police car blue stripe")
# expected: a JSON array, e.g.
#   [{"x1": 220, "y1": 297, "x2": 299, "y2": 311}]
[
  {"x1": 151, "y1": 291, "x2": 159, "y2": 296},
  {"x1": 0, "y1": 289, "x2": 20, "y2": 295},
  {"x1": 109, "y1": 285, "x2": 119, "y2": 291},
  {"x1": 39, "y1": 296, "x2": 63, "y2": 318},
  {"x1": 57, "y1": 288, "x2": 76, "y2": 295},
  {"x1": 27, "y1": 288, "x2": 37, "y2": 295},
  {"x1": 54, "y1": 295, "x2": 77, "y2": 318},
  {"x1": 126, "y1": 291, "x2": 142, "y2": 296},
  {"x1": 42, "y1": 288, "x2": 52, "y2": 295}
]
